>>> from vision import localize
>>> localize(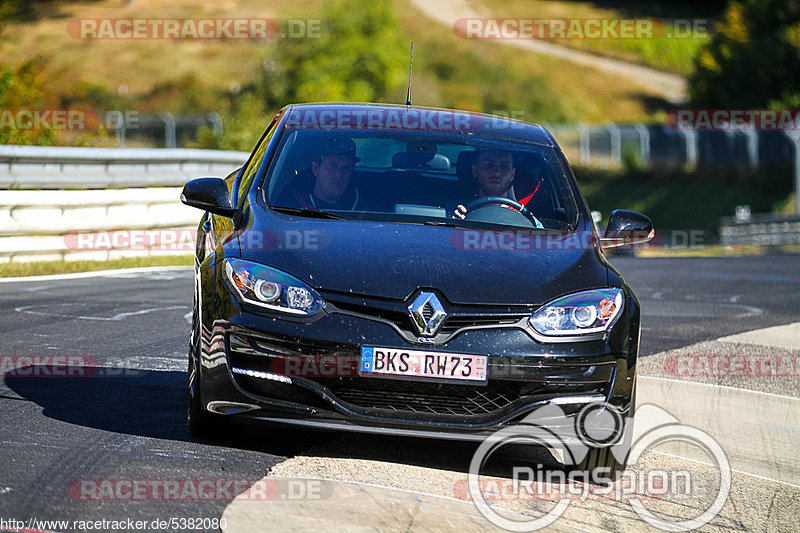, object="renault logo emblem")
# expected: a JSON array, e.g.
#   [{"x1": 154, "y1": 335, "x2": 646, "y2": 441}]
[{"x1": 408, "y1": 292, "x2": 447, "y2": 337}]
